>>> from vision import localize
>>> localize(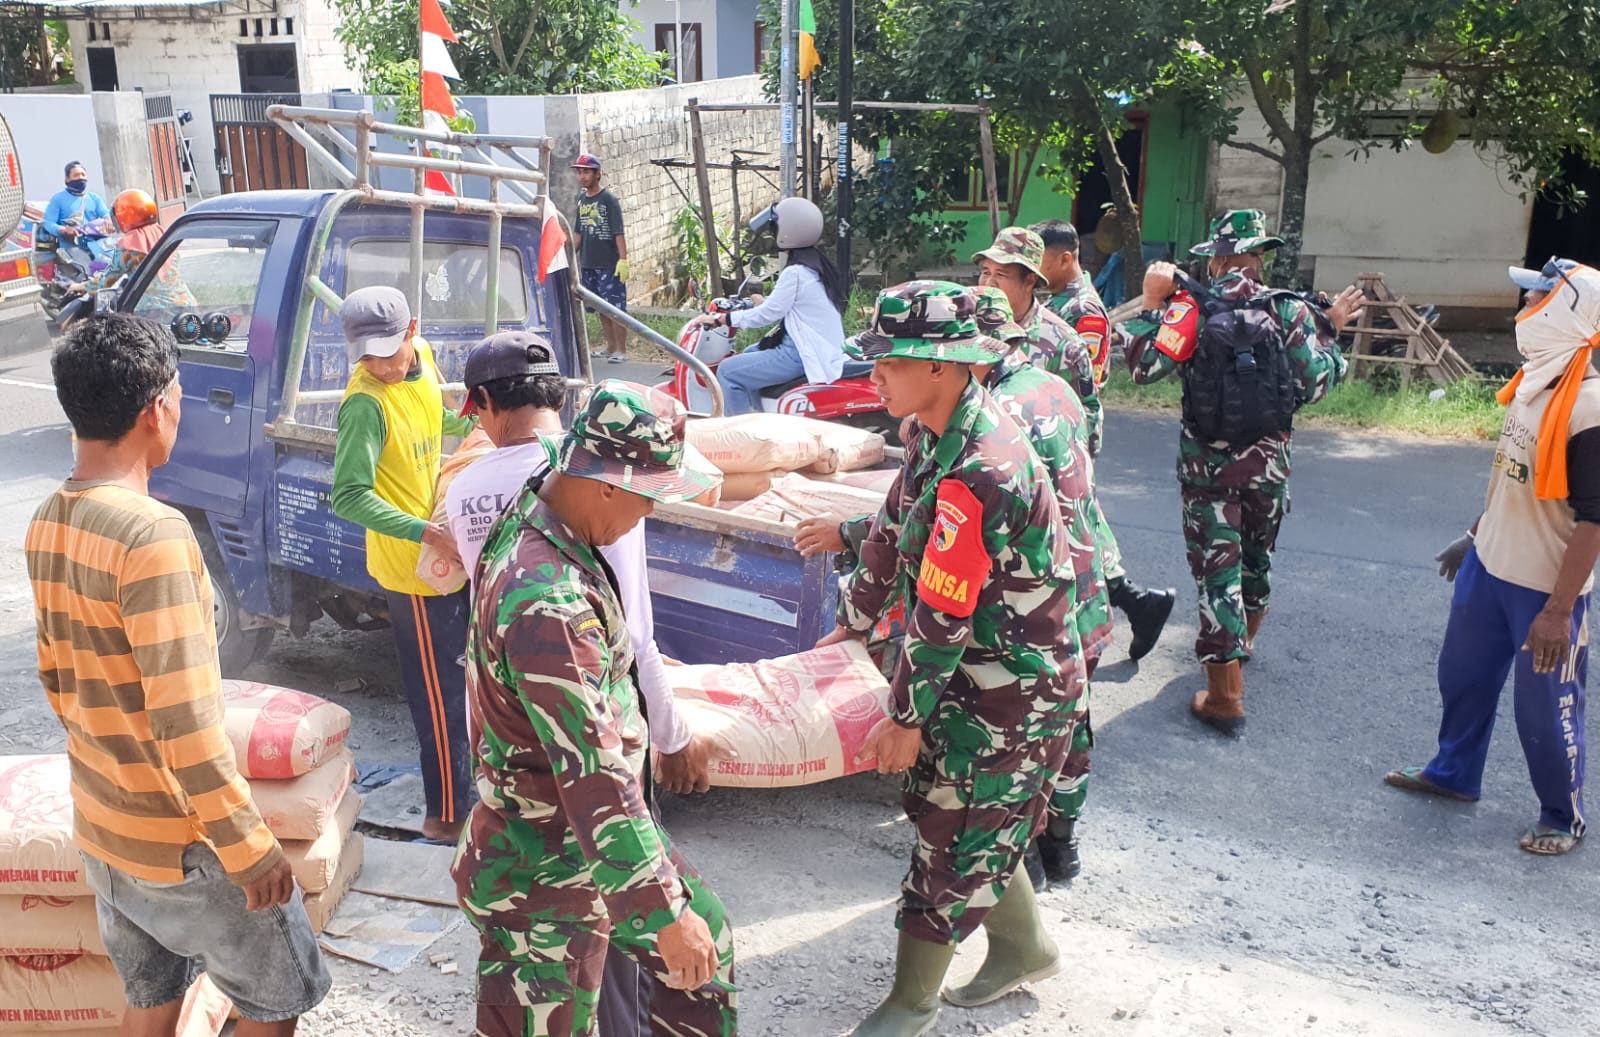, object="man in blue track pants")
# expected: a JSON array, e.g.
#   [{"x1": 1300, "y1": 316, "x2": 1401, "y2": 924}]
[{"x1": 1386, "y1": 258, "x2": 1600, "y2": 856}]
